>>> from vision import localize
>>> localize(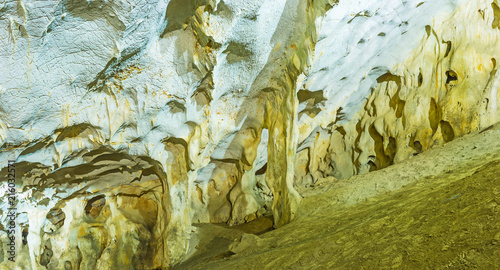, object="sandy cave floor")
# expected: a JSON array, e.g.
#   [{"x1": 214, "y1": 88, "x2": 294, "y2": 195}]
[{"x1": 174, "y1": 123, "x2": 500, "y2": 270}]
